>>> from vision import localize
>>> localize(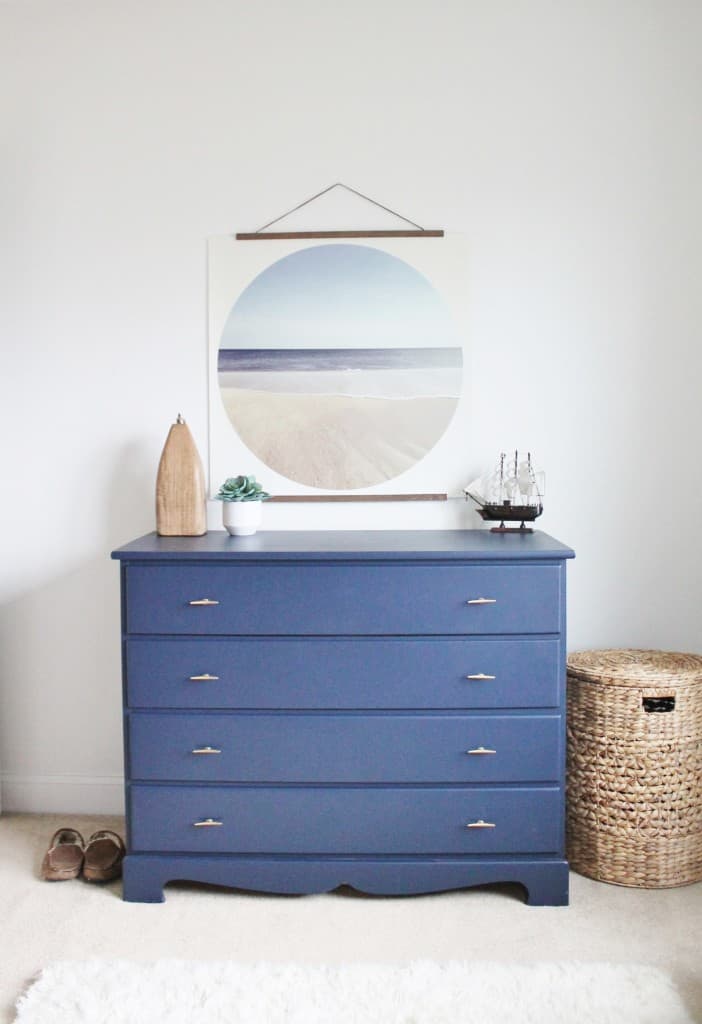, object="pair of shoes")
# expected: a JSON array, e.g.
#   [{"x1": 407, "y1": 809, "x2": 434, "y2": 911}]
[{"x1": 41, "y1": 828, "x2": 125, "y2": 882}]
